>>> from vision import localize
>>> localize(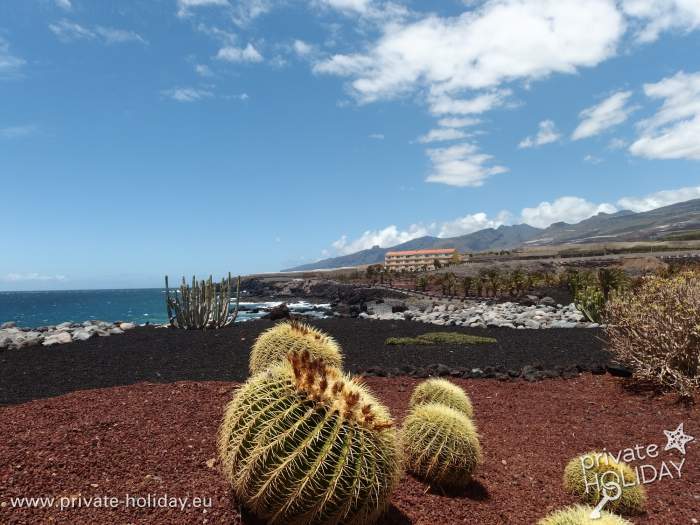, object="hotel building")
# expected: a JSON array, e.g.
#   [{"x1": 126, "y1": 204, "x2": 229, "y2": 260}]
[{"x1": 384, "y1": 248, "x2": 458, "y2": 272}]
